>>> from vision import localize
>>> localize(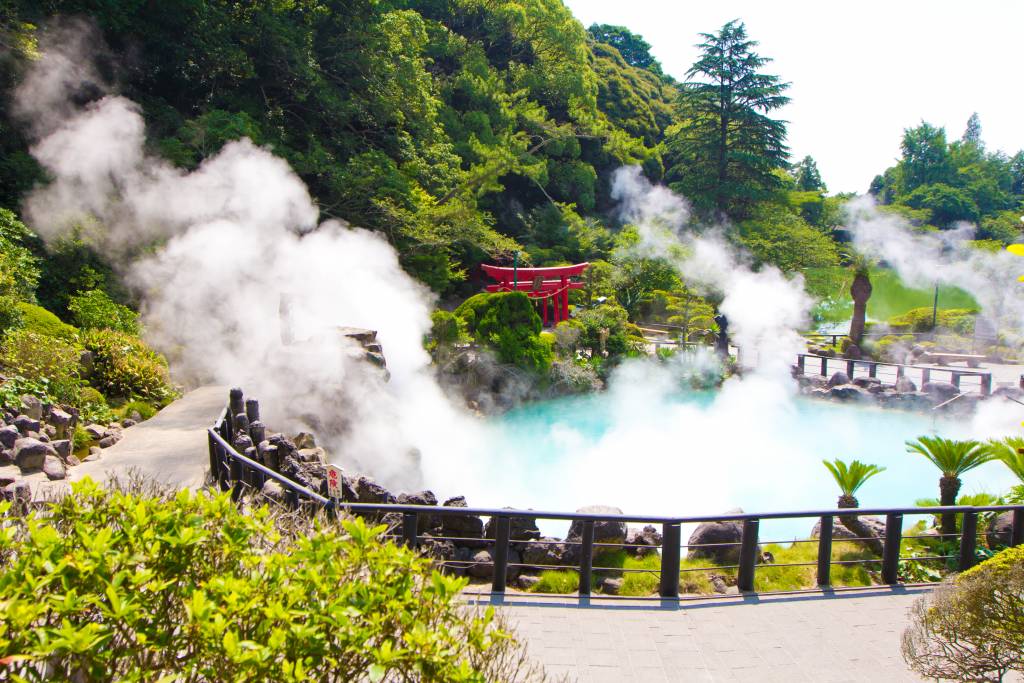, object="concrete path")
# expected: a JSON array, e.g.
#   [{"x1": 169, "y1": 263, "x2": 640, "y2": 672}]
[
  {"x1": 67, "y1": 385, "x2": 226, "y2": 491},
  {"x1": 482, "y1": 587, "x2": 936, "y2": 682}
]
